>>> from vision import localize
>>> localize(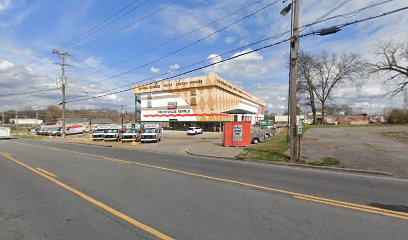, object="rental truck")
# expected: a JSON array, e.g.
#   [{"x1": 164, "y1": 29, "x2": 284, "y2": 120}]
[
  {"x1": 140, "y1": 123, "x2": 162, "y2": 143},
  {"x1": 0, "y1": 127, "x2": 11, "y2": 139}
]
